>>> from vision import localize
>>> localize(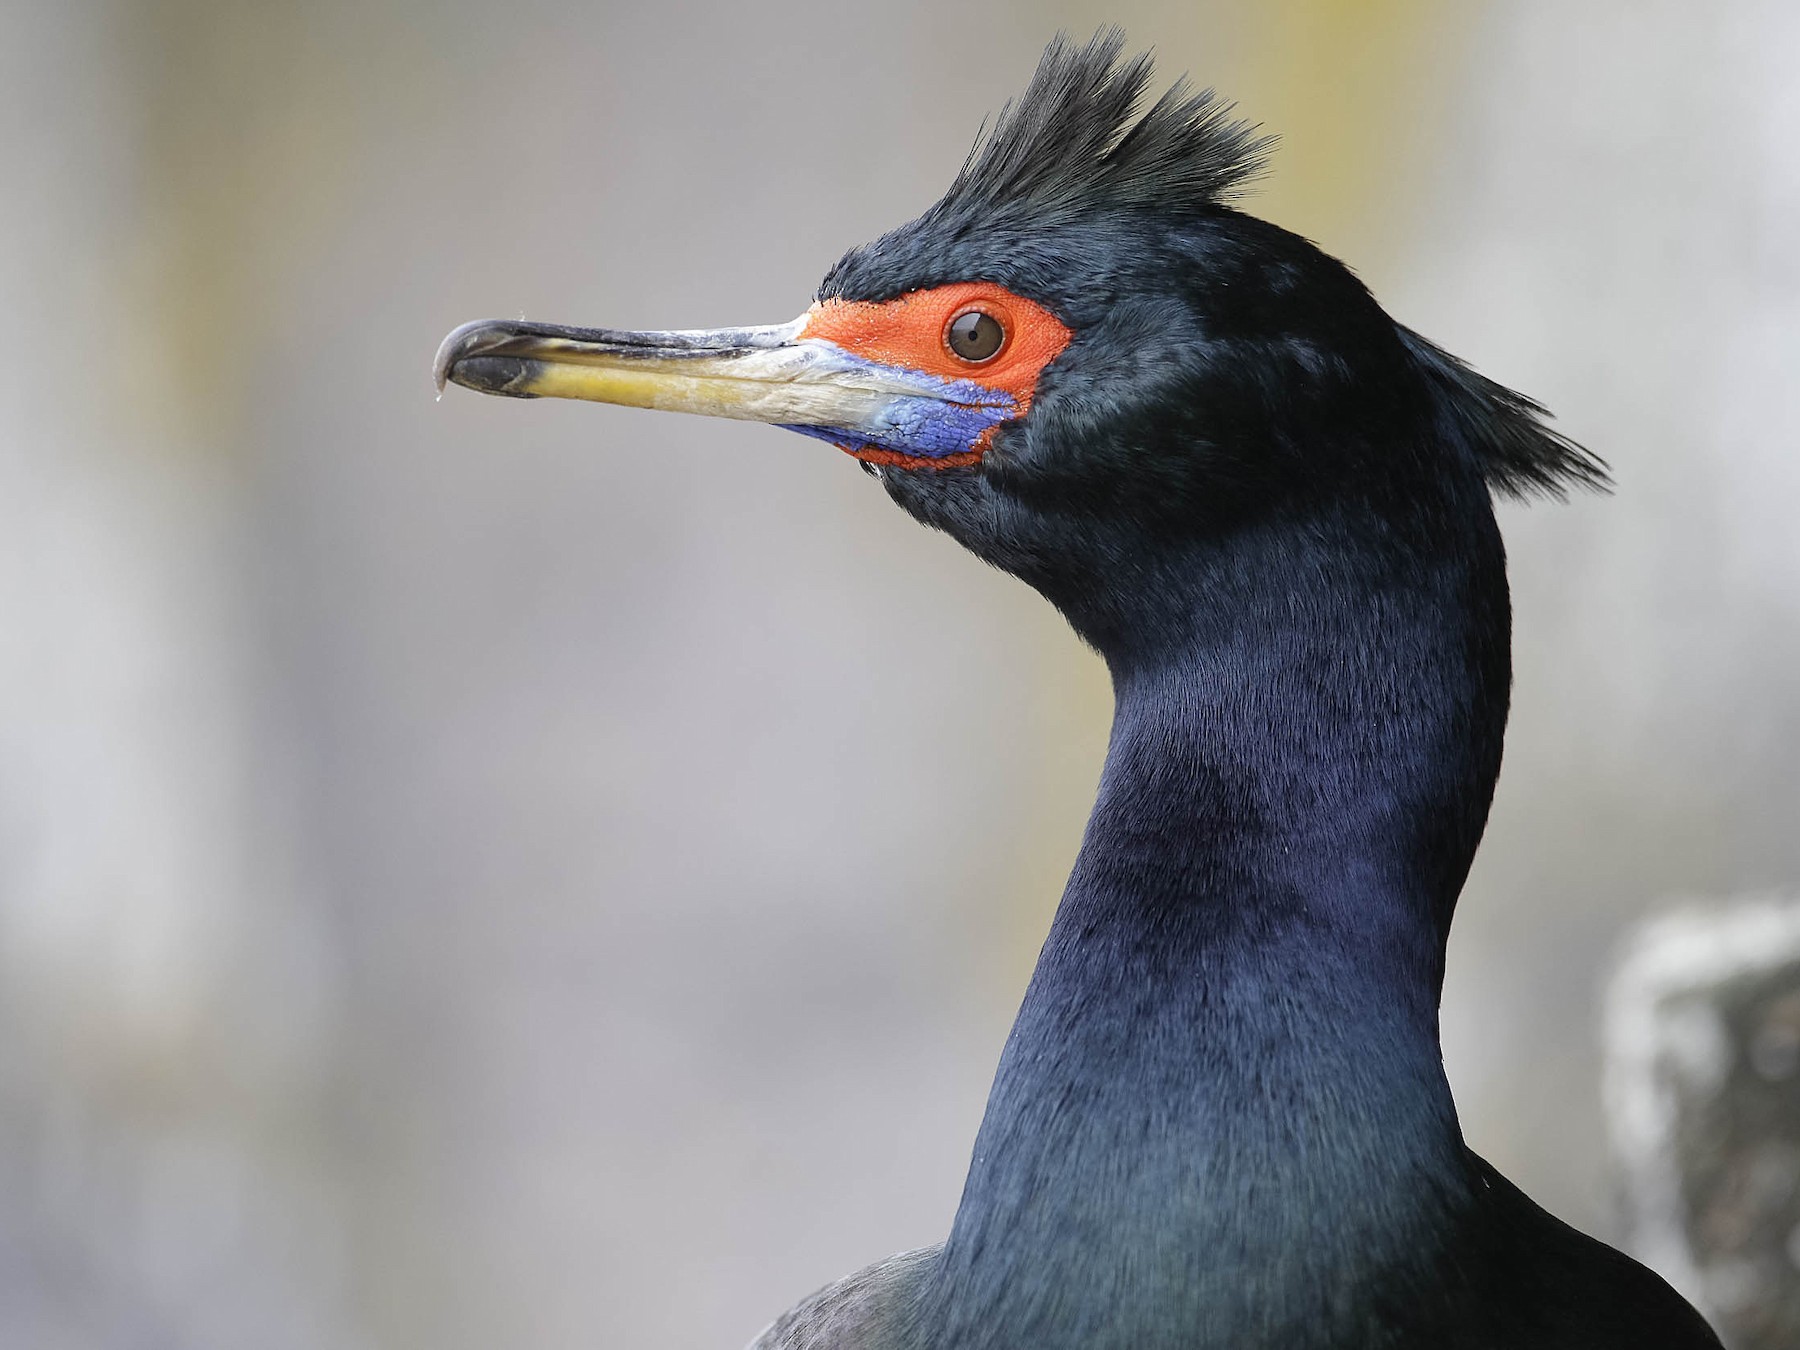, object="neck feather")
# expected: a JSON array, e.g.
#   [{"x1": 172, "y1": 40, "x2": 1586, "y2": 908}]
[{"x1": 918, "y1": 495, "x2": 1512, "y2": 1348}]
